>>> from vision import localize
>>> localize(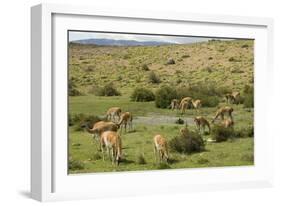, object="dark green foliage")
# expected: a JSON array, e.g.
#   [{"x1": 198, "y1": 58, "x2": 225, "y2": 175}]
[
  {"x1": 130, "y1": 88, "x2": 155, "y2": 102},
  {"x1": 175, "y1": 118, "x2": 184, "y2": 124},
  {"x1": 182, "y1": 54, "x2": 190, "y2": 58},
  {"x1": 155, "y1": 86, "x2": 177, "y2": 108},
  {"x1": 141, "y1": 64, "x2": 150, "y2": 71},
  {"x1": 95, "y1": 83, "x2": 121, "y2": 96},
  {"x1": 212, "y1": 125, "x2": 234, "y2": 142},
  {"x1": 136, "y1": 153, "x2": 146, "y2": 164},
  {"x1": 241, "y1": 44, "x2": 249, "y2": 48},
  {"x1": 234, "y1": 125, "x2": 254, "y2": 138},
  {"x1": 169, "y1": 131, "x2": 205, "y2": 154},
  {"x1": 68, "y1": 159, "x2": 84, "y2": 170},
  {"x1": 148, "y1": 71, "x2": 161, "y2": 84},
  {"x1": 69, "y1": 79, "x2": 82, "y2": 96},
  {"x1": 69, "y1": 113, "x2": 101, "y2": 131},
  {"x1": 243, "y1": 85, "x2": 254, "y2": 108},
  {"x1": 156, "y1": 162, "x2": 171, "y2": 169}
]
